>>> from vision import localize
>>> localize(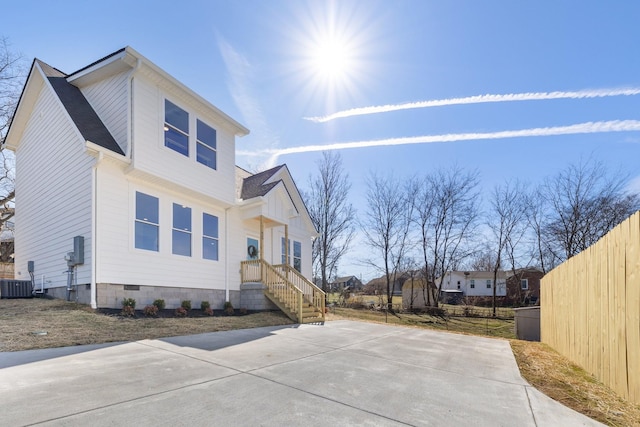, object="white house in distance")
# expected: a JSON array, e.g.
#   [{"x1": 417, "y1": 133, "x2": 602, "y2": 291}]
[
  {"x1": 4, "y1": 47, "x2": 324, "y2": 323},
  {"x1": 439, "y1": 270, "x2": 507, "y2": 297}
]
